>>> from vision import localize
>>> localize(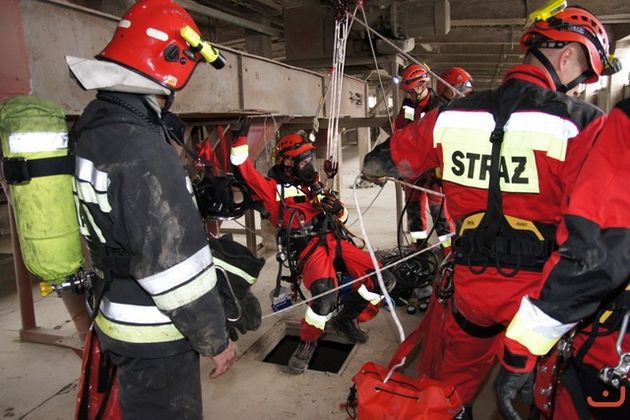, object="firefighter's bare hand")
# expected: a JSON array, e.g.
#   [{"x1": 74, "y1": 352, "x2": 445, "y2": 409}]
[{"x1": 209, "y1": 340, "x2": 237, "y2": 379}]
